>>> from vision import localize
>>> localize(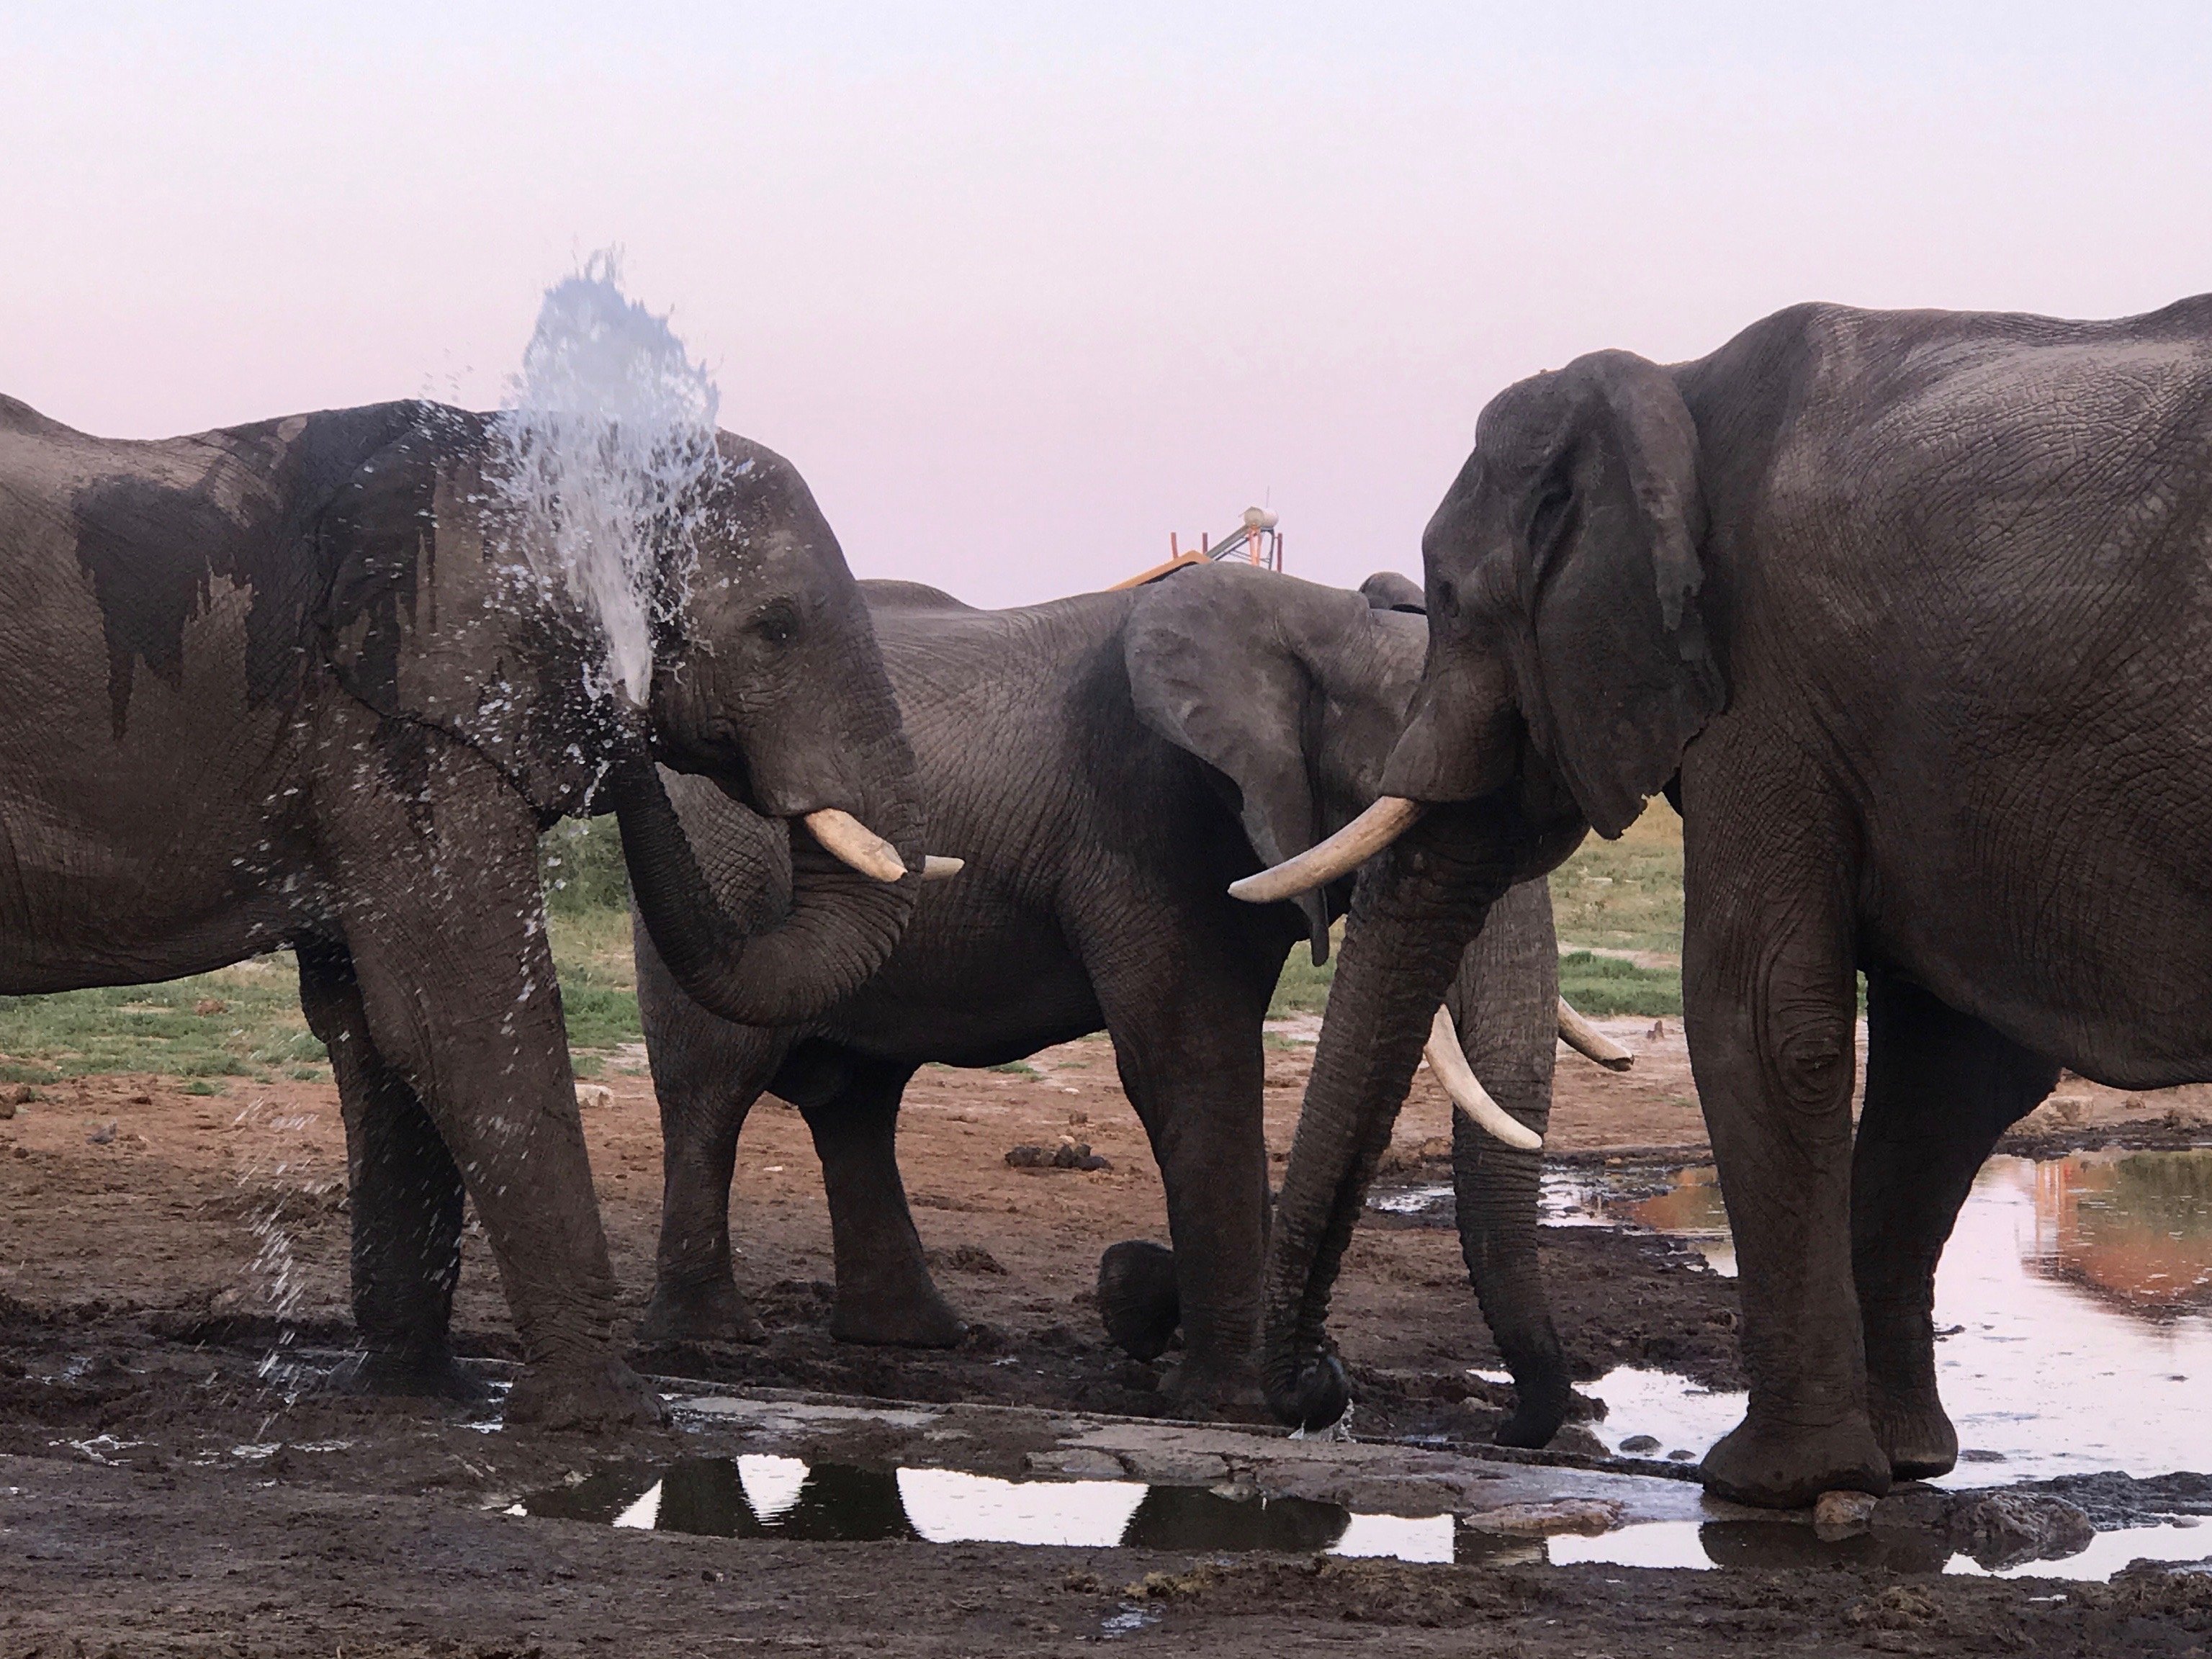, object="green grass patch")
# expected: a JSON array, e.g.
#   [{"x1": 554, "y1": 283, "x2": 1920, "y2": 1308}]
[
  {"x1": 1557, "y1": 951, "x2": 1682, "y2": 1017},
  {"x1": 1551, "y1": 800, "x2": 1684, "y2": 959},
  {"x1": 0, "y1": 832, "x2": 646, "y2": 1085}
]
